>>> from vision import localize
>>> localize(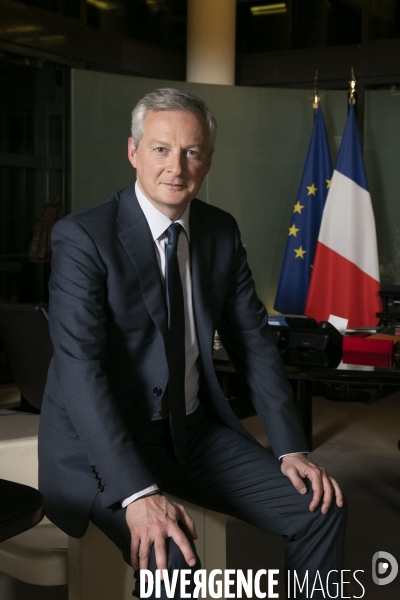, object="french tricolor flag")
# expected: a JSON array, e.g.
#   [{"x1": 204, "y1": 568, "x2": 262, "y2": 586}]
[{"x1": 305, "y1": 104, "x2": 382, "y2": 328}]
